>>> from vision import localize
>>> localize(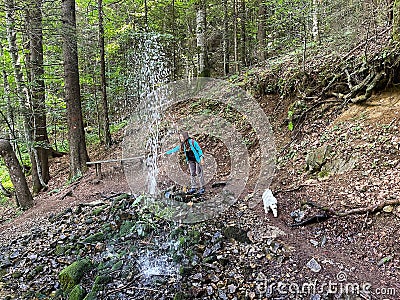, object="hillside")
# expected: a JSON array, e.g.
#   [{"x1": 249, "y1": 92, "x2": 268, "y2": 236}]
[{"x1": 0, "y1": 85, "x2": 399, "y2": 299}]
